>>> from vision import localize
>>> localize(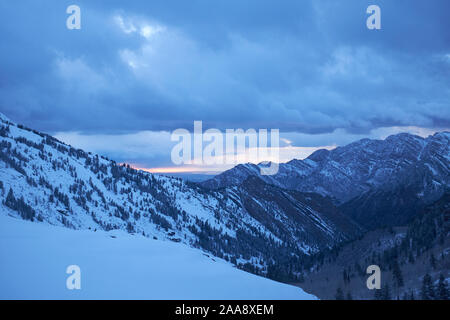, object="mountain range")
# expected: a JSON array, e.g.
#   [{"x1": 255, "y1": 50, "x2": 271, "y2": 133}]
[
  {"x1": 0, "y1": 113, "x2": 359, "y2": 282},
  {"x1": 0, "y1": 111, "x2": 448, "y2": 289},
  {"x1": 201, "y1": 131, "x2": 450, "y2": 229}
]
